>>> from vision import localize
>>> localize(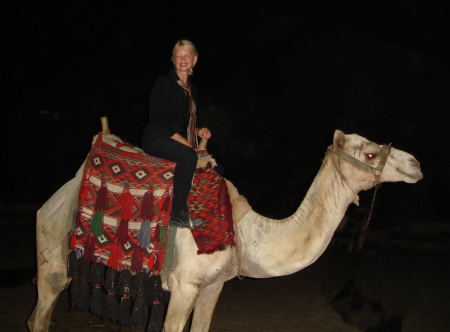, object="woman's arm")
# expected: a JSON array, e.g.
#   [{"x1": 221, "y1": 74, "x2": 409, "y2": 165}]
[{"x1": 171, "y1": 132, "x2": 192, "y2": 147}]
